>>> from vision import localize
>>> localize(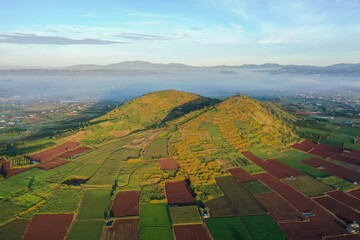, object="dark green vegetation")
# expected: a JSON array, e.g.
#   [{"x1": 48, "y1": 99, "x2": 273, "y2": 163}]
[
  {"x1": 67, "y1": 220, "x2": 104, "y2": 240},
  {"x1": 205, "y1": 196, "x2": 237, "y2": 218},
  {"x1": 0, "y1": 219, "x2": 29, "y2": 240},
  {"x1": 206, "y1": 215, "x2": 287, "y2": 240},
  {"x1": 77, "y1": 189, "x2": 112, "y2": 219},
  {"x1": 140, "y1": 203, "x2": 173, "y2": 240},
  {"x1": 243, "y1": 181, "x2": 272, "y2": 196},
  {"x1": 216, "y1": 176, "x2": 266, "y2": 216}
]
